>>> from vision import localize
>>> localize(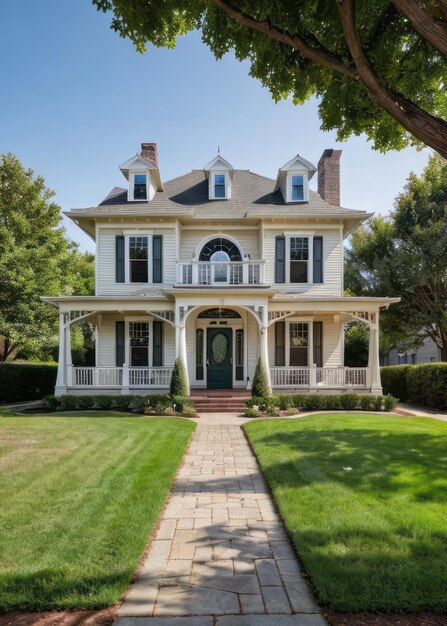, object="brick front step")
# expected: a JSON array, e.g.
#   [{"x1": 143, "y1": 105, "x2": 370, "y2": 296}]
[{"x1": 191, "y1": 400, "x2": 247, "y2": 413}]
